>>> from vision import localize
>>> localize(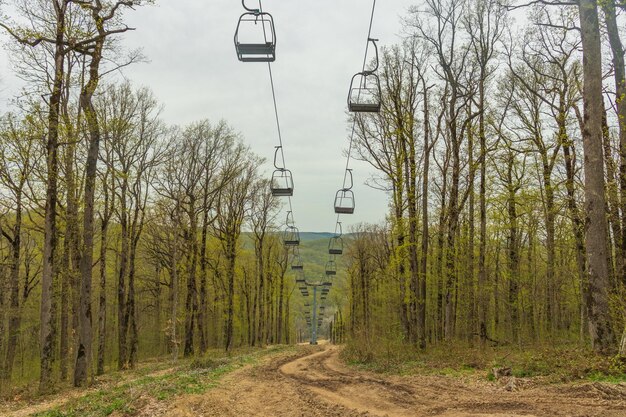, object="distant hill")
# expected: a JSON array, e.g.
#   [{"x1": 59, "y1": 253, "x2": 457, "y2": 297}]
[{"x1": 298, "y1": 232, "x2": 334, "y2": 241}]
